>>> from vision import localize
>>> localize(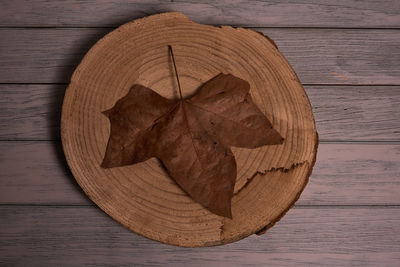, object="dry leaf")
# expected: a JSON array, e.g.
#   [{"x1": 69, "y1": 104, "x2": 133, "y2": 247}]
[{"x1": 101, "y1": 73, "x2": 283, "y2": 218}]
